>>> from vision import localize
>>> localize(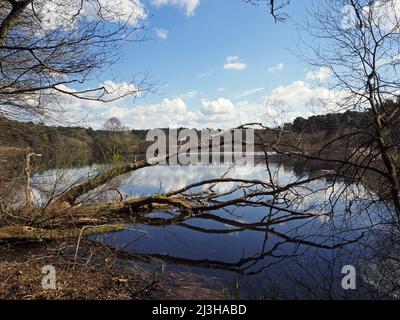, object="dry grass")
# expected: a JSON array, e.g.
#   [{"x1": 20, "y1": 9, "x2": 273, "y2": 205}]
[
  {"x1": 0, "y1": 261, "x2": 148, "y2": 300},
  {"x1": 0, "y1": 146, "x2": 28, "y2": 156},
  {"x1": 0, "y1": 241, "x2": 161, "y2": 300},
  {"x1": 0, "y1": 240, "x2": 223, "y2": 300}
]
